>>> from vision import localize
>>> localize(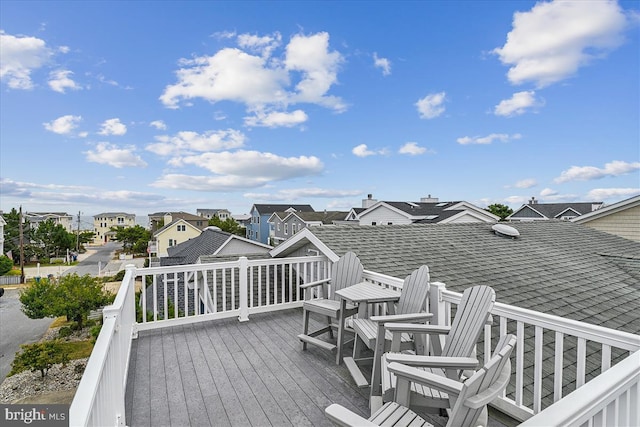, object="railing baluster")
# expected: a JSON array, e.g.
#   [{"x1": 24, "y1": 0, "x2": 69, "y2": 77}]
[
  {"x1": 554, "y1": 331, "x2": 564, "y2": 403},
  {"x1": 577, "y1": 337, "x2": 587, "y2": 388},
  {"x1": 534, "y1": 326, "x2": 543, "y2": 413},
  {"x1": 515, "y1": 321, "x2": 524, "y2": 407},
  {"x1": 602, "y1": 343, "x2": 611, "y2": 372}
]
